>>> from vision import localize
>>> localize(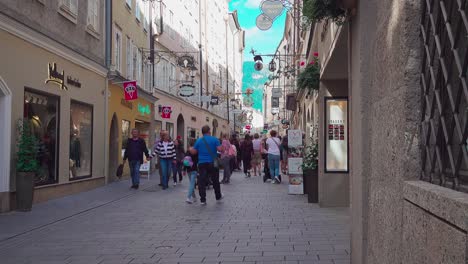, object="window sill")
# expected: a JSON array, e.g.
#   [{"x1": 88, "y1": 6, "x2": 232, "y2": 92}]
[
  {"x1": 58, "y1": 5, "x2": 78, "y2": 24},
  {"x1": 86, "y1": 25, "x2": 101, "y2": 40}
]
